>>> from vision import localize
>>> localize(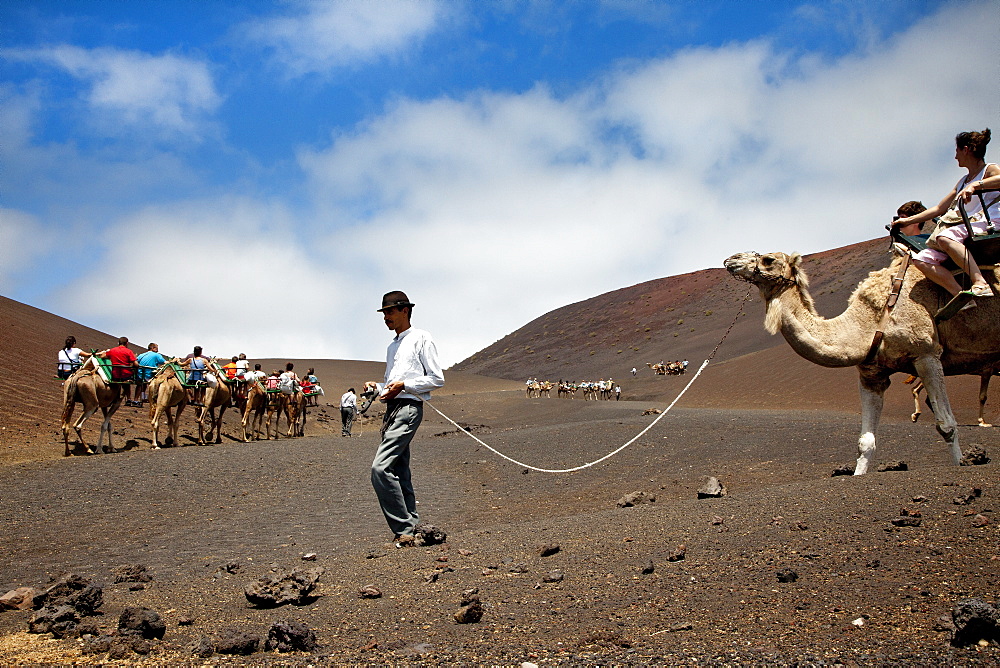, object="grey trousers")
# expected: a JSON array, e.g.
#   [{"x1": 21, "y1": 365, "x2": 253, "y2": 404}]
[
  {"x1": 341, "y1": 407, "x2": 355, "y2": 436},
  {"x1": 371, "y1": 399, "x2": 423, "y2": 537}
]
